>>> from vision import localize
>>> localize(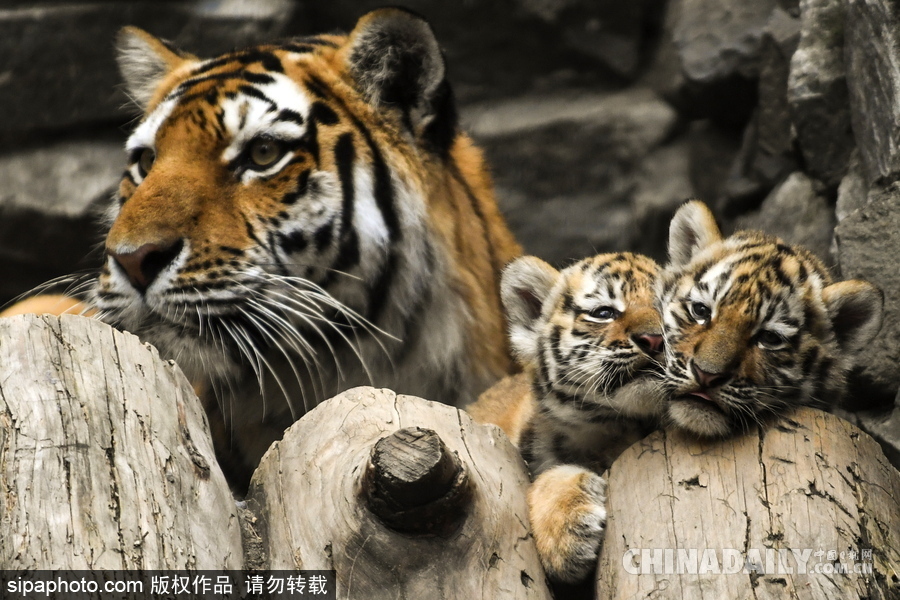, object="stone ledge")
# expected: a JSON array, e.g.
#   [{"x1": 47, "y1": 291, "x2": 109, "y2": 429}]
[{"x1": 0, "y1": 1, "x2": 296, "y2": 133}]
